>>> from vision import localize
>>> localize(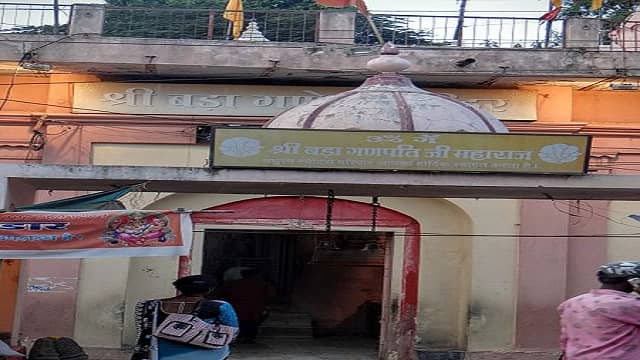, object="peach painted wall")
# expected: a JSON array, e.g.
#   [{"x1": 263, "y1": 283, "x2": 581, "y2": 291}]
[
  {"x1": 0, "y1": 125, "x2": 43, "y2": 163},
  {"x1": 516, "y1": 200, "x2": 569, "y2": 349},
  {"x1": 607, "y1": 201, "x2": 640, "y2": 263},
  {"x1": 0, "y1": 74, "x2": 49, "y2": 113},
  {"x1": 45, "y1": 74, "x2": 100, "y2": 114},
  {"x1": 566, "y1": 201, "x2": 608, "y2": 298},
  {"x1": 0, "y1": 73, "x2": 100, "y2": 114},
  {"x1": 573, "y1": 90, "x2": 640, "y2": 125},
  {"x1": 516, "y1": 200, "x2": 608, "y2": 349},
  {"x1": 518, "y1": 85, "x2": 573, "y2": 123}
]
